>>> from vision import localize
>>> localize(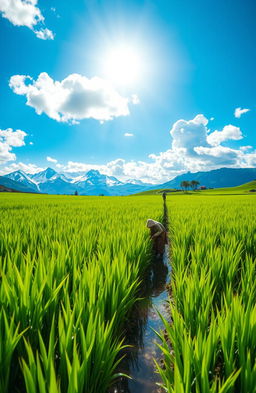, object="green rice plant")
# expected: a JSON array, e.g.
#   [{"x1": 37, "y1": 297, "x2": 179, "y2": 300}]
[
  {"x1": 21, "y1": 331, "x2": 60, "y2": 393},
  {"x1": 155, "y1": 307, "x2": 219, "y2": 393},
  {"x1": 239, "y1": 255, "x2": 256, "y2": 307},
  {"x1": 156, "y1": 196, "x2": 256, "y2": 392},
  {"x1": 0, "y1": 309, "x2": 27, "y2": 393},
  {"x1": 21, "y1": 312, "x2": 126, "y2": 393},
  {"x1": 0, "y1": 254, "x2": 68, "y2": 337},
  {"x1": 0, "y1": 193, "x2": 162, "y2": 392},
  {"x1": 172, "y1": 265, "x2": 215, "y2": 336}
]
